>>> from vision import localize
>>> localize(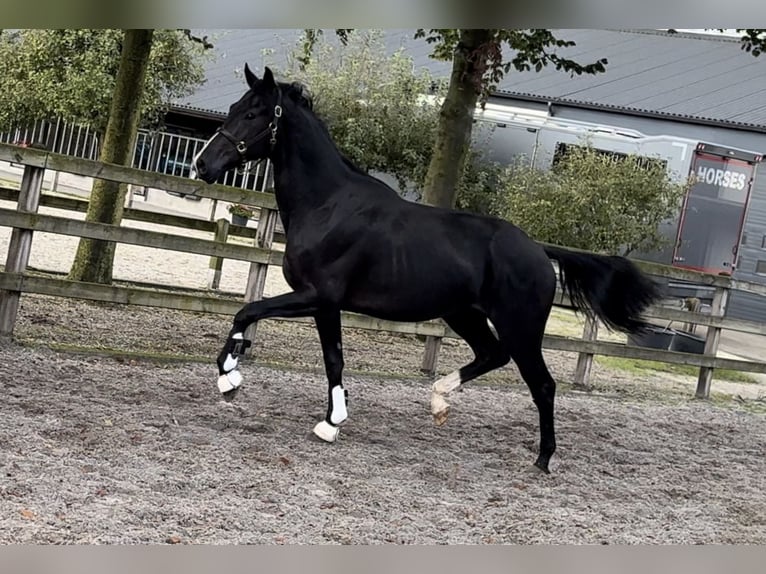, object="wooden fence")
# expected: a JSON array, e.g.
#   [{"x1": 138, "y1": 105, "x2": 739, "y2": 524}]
[{"x1": 1, "y1": 142, "x2": 766, "y2": 398}]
